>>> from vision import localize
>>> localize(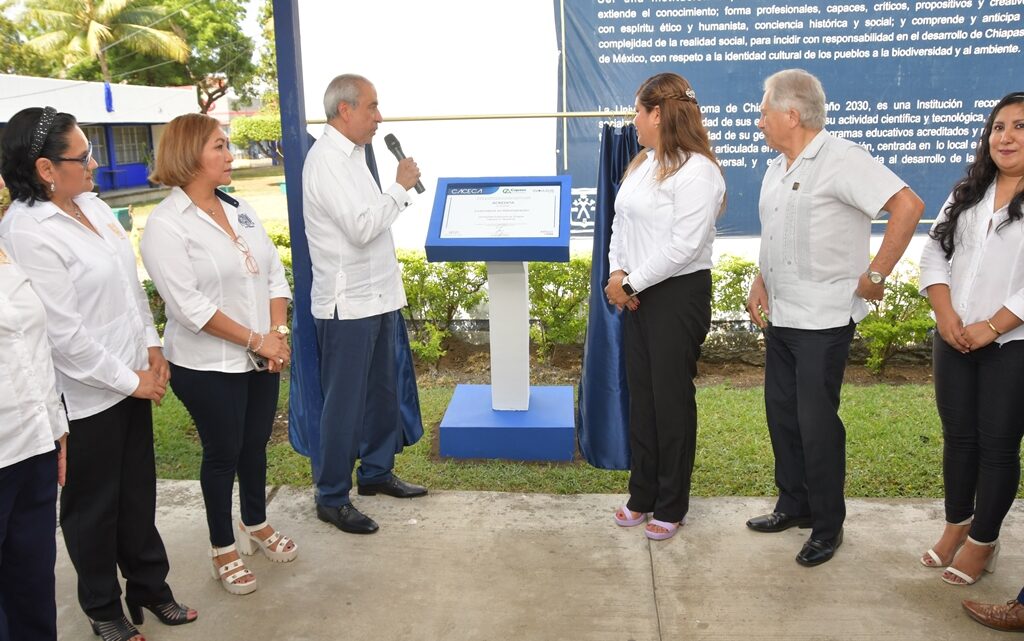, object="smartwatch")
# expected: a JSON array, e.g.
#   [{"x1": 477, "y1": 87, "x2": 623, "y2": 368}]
[{"x1": 622, "y1": 276, "x2": 637, "y2": 297}]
